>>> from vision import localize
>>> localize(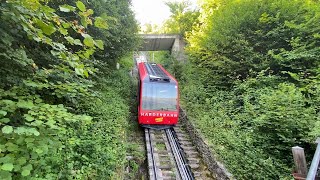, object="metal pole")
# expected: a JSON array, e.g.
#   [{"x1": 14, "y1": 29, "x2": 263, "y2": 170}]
[{"x1": 306, "y1": 138, "x2": 320, "y2": 180}]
